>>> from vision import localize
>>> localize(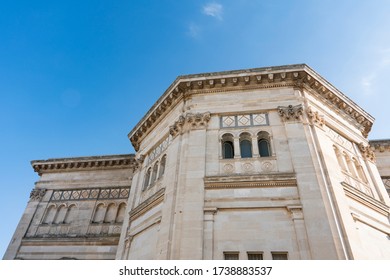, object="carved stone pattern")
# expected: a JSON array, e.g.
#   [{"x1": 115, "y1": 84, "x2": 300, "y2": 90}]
[
  {"x1": 307, "y1": 107, "x2": 325, "y2": 127},
  {"x1": 221, "y1": 113, "x2": 268, "y2": 128},
  {"x1": 147, "y1": 137, "x2": 170, "y2": 164},
  {"x1": 222, "y1": 116, "x2": 235, "y2": 127},
  {"x1": 358, "y1": 143, "x2": 376, "y2": 162},
  {"x1": 32, "y1": 156, "x2": 135, "y2": 175},
  {"x1": 277, "y1": 104, "x2": 303, "y2": 121},
  {"x1": 50, "y1": 187, "x2": 130, "y2": 201},
  {"x1": 327, "y1": 128, "x2": 353, "y2": 150},
  {"x1": 29, "y1": 188, "x2": 47, "y2": 201},
  {"x1": 170, "y1": 112, "x2": 211, "y2": 137},
  {"x1": 369, "y1": 140, "x2": 390, "y2": 153},
  {"x1": 237, "y1": 115, "x2": 251, "y2": 126},
  {"x1": 223, "y1": 164, "x2": 234, "y2": 174},
  {"x1": 261, "y1": 161, "x2": 274, "y2": 172},
  {"x1": 242, "y1": 162, "x2": 254, "y2": 173}
]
